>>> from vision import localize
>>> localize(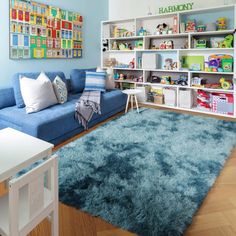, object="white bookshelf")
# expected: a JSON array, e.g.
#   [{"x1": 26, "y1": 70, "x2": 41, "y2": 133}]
[{"x1": 101, "y1": 4, "x2": 236, "y2": 118}]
